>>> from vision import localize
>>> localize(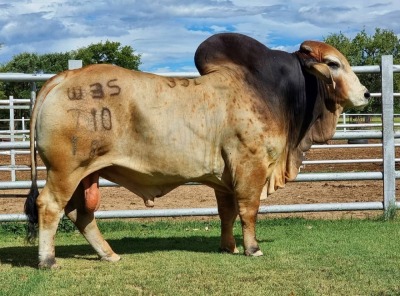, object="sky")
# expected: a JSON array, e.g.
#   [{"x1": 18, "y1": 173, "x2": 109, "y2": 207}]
[{"x1": 0, "y1": 0, "x2": 399, "y2": 73}]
